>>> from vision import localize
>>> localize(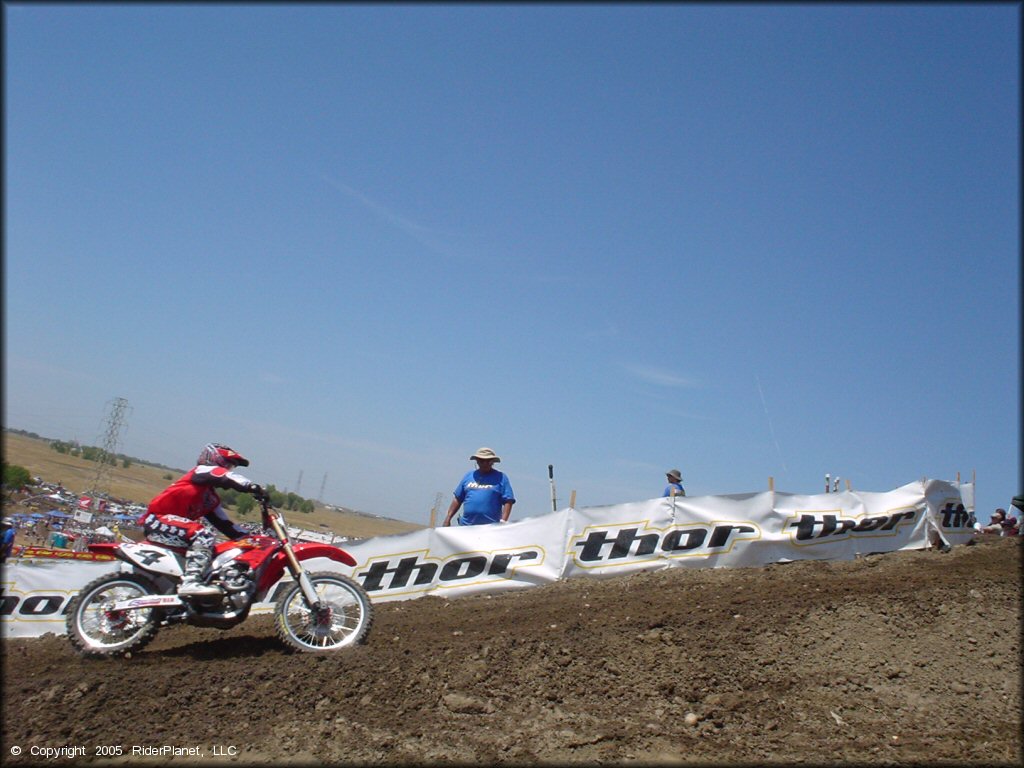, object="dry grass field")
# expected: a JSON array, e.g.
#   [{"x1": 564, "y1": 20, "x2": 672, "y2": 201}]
[{"x1": 2, "y1": 430, "x2": 422, "y2": 539}]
